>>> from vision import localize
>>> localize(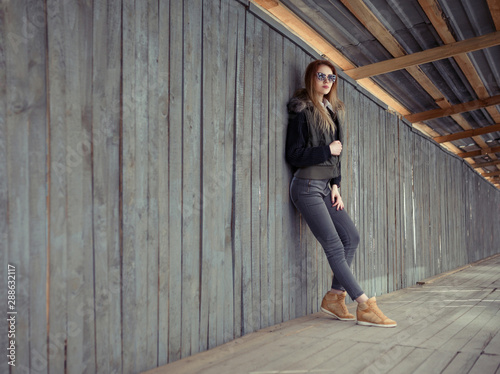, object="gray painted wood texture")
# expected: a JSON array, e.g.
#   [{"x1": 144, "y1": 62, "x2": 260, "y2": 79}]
[{"x1": 0, "y1": 0, "x2": 499, "y2": 373}]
